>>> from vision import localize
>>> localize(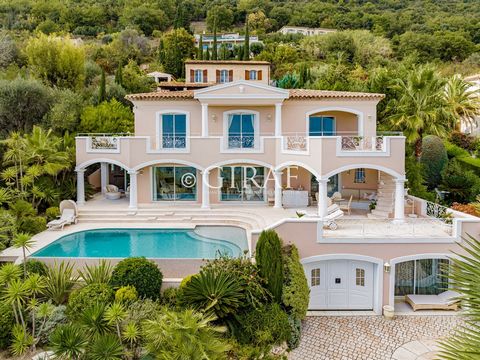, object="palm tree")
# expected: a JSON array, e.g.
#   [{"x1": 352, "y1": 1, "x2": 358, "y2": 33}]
[
  {"x1": 387, "y1": 65, "x2": 452, "y2": 160},
  {"x1": 143, "y1": 309, "x2": 230, "y2": 359},
  {"x1": 1, "y1": 278, "x2": 30, "y2": 329},
  {"x1": 50, "y1": 323, "x2": 89, "y2": 360},
  {"x1": 13, "y1": 232, "x2": 35, "y2": 278},
  {"x1": 444, "y1": 75, "x2": 480, "y2": 132},
  {"x1": 1, "y1": 131, "x2": 27, "y2": 193},
  {"x1": 104, "y1": 302, "x2": 127, "y2": 343},
  {"x1": 0, "y1": 262, "x2": 21, "y2": 285},
  {"x1": 439, "y1": 235, "x2": 480, "y2": 358}
]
